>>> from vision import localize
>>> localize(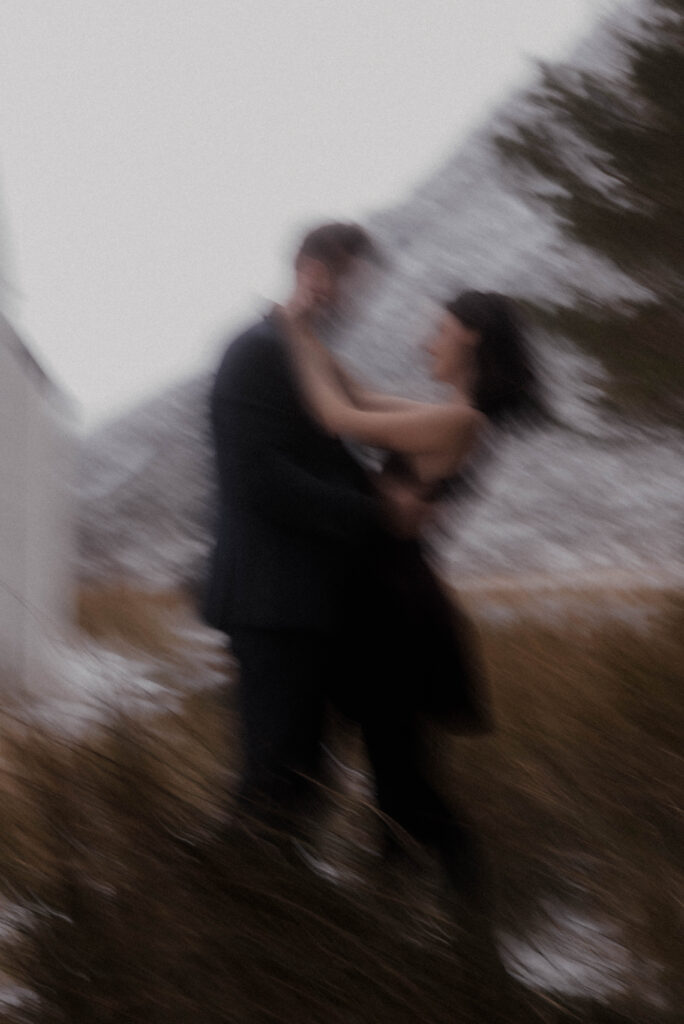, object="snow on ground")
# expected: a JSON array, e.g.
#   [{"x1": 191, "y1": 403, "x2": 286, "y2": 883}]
[
  {"x1": 500, "y1": 899, "x2": 664, "y2": 1006},
  {"x1": 0, "y1": 901, "x2": 35, "y2": 1016},
  {"x1": 22, "y1": 610, "x2": 229, "y2": 737}
]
